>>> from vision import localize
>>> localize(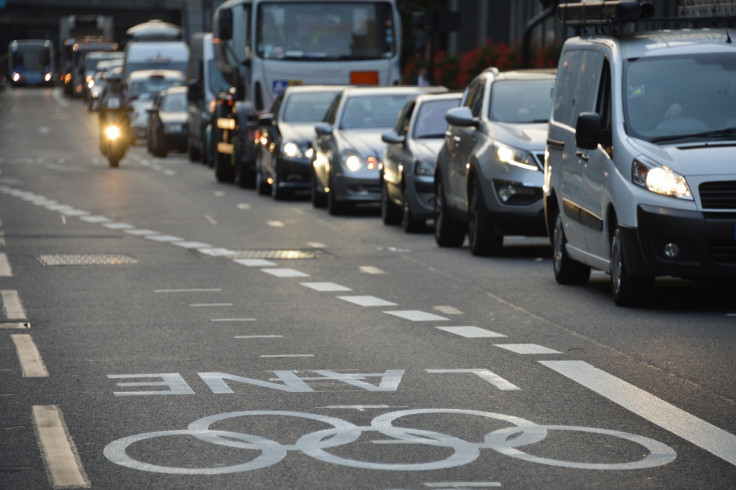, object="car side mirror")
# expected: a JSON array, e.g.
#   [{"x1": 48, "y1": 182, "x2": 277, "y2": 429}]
[
  {"x1": 217, "y1": 8, "x2": 233, "y2": 41},
  {"x1": 315, "y1": 122, "x2": 333, "y2": 136},
  {"x1": 444, "y1": 106, "x2": 477, "y2": 127},
  {"x1": 381, "y1": 130, "x2": 405, "y2": 145},
  {"x1": 576, "y1": 112, "x2": 611, "y2": 149},
  {"x1": 187, "y1": 79, "x2": 202, "y2": 101}
]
